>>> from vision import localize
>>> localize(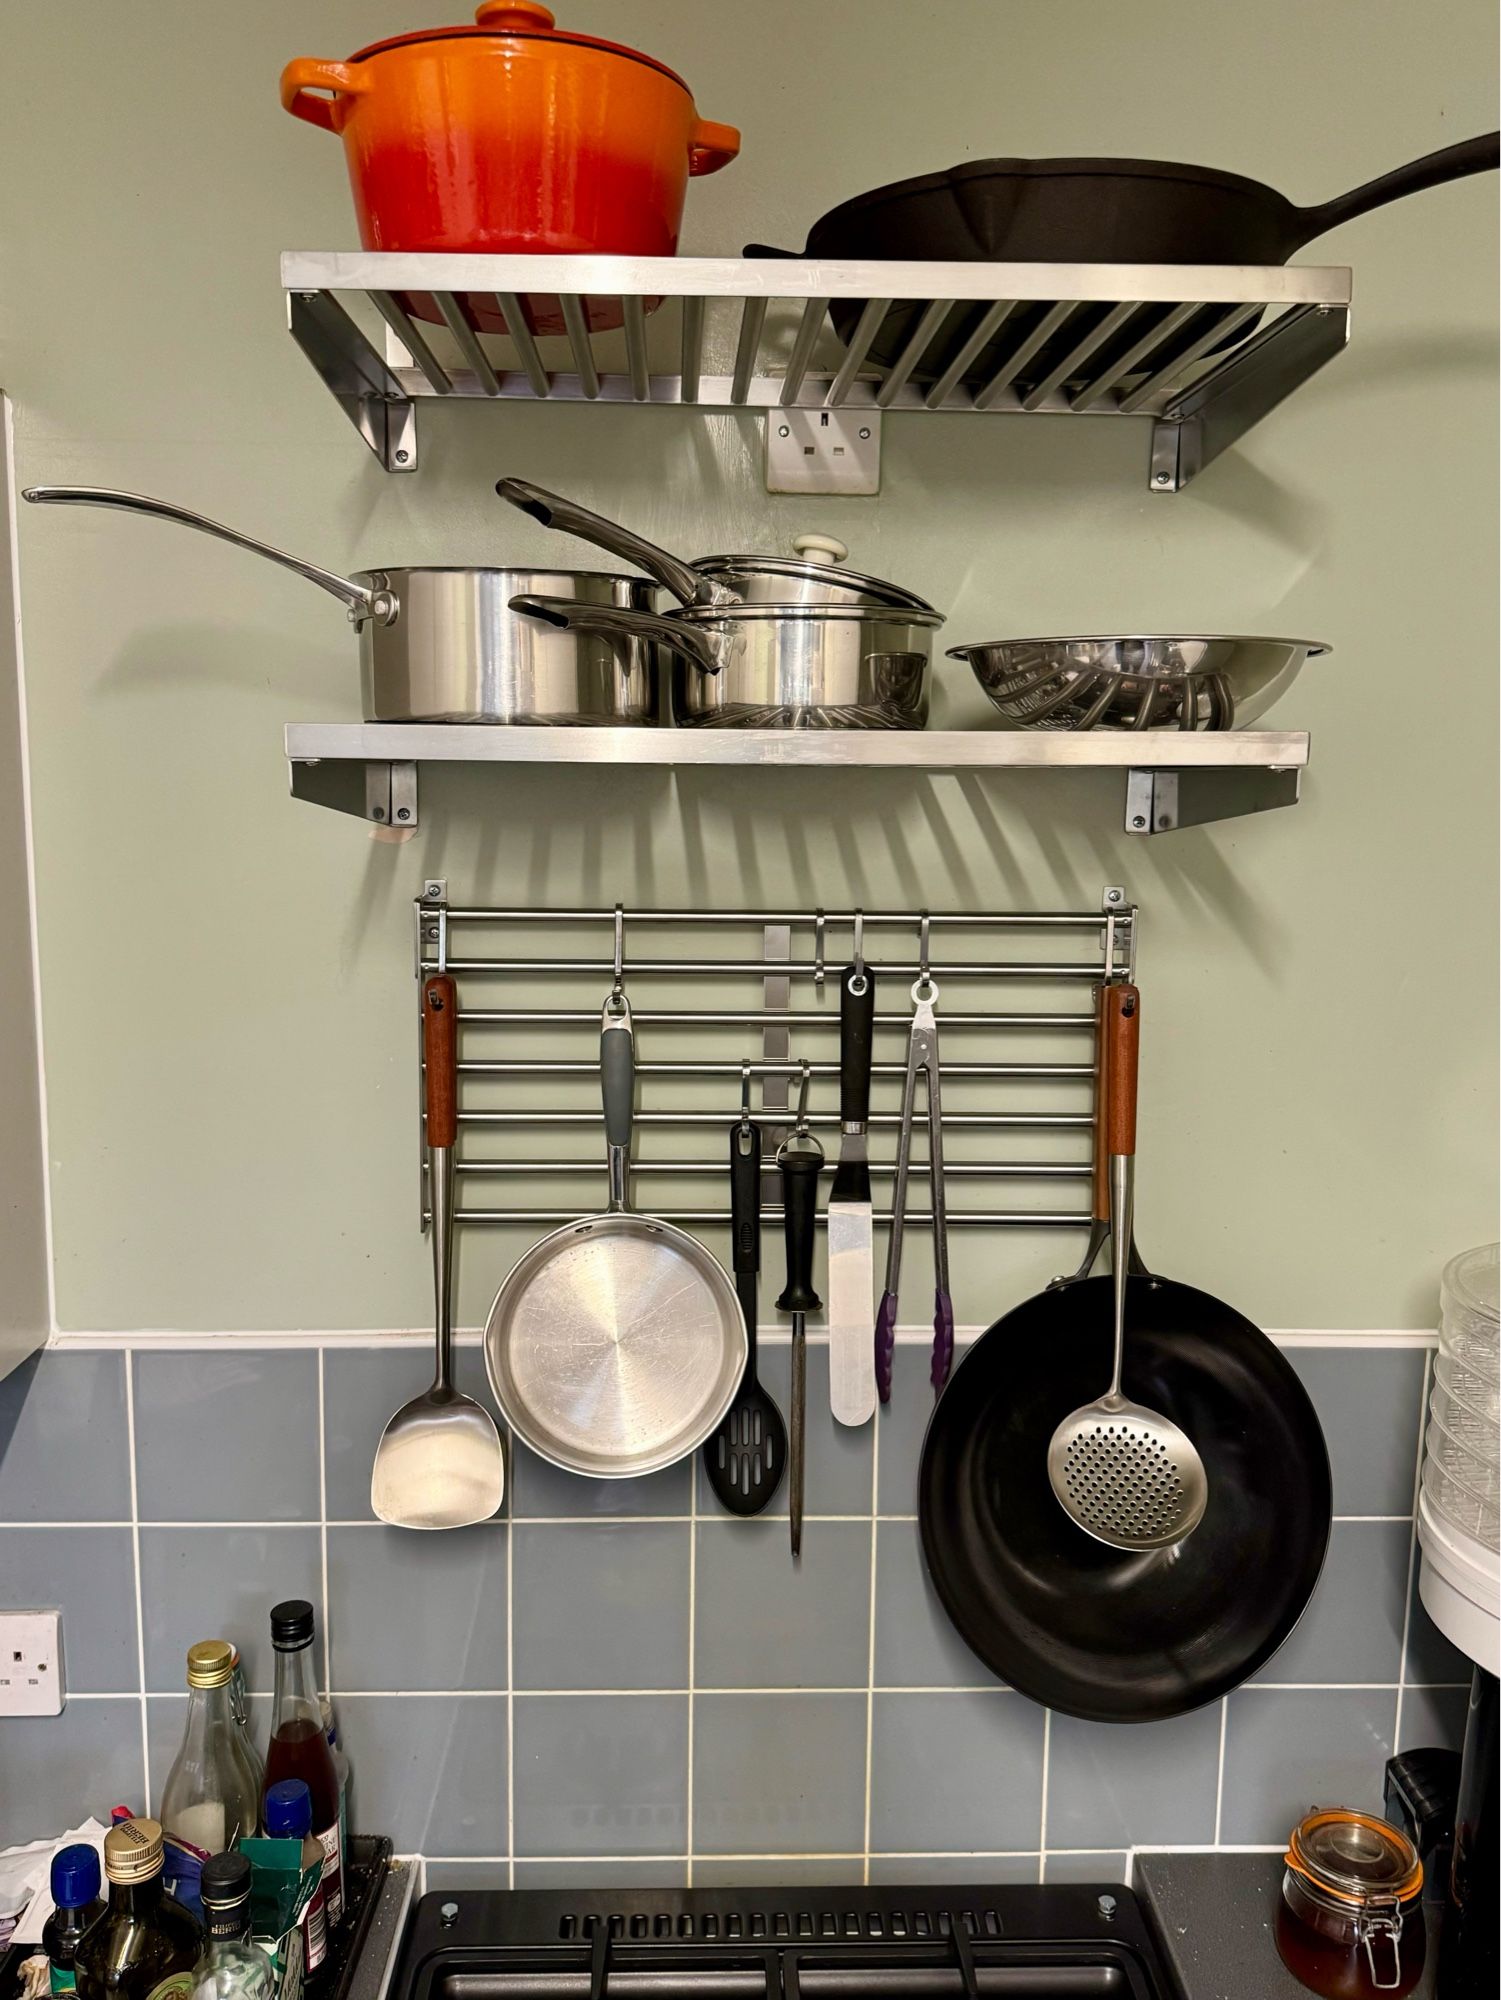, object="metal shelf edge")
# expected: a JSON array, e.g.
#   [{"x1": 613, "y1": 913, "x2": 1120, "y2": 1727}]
[{"x1": 283, "y1": 722, "x2": 1310, "y2": 771}]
